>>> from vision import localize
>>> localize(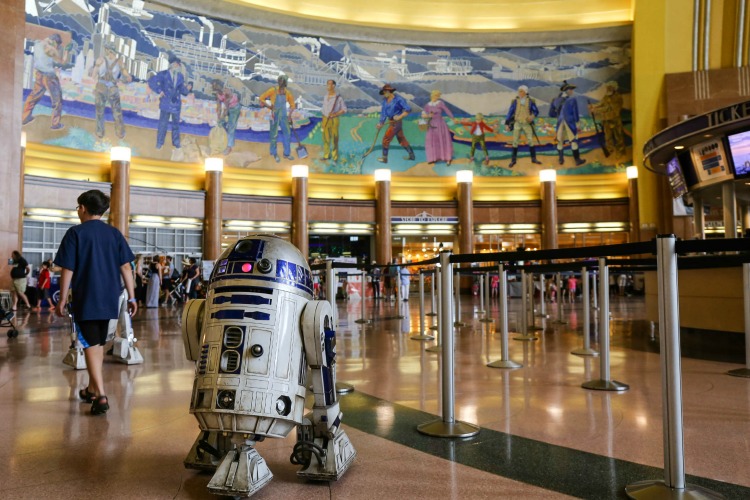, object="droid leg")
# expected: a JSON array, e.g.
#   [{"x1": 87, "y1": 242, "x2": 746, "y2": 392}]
[
  {"x1": 293, "y1": 300, "x2": 356, "y2": 481},
  {"x1": 110, "y1": 290, "x2": 143, "y2": 365}
]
